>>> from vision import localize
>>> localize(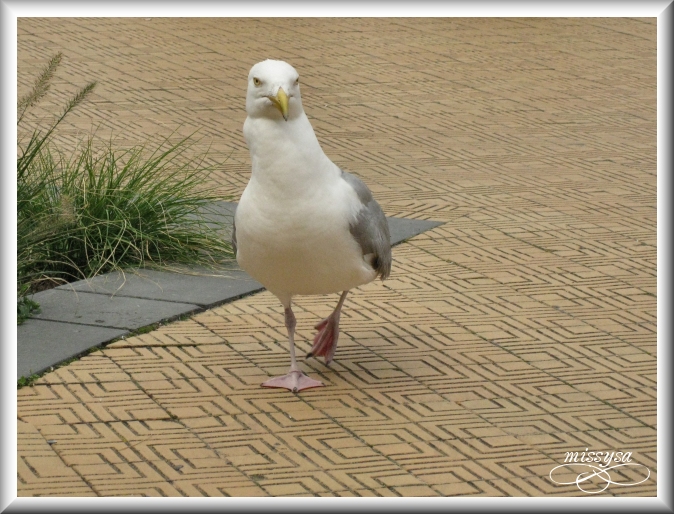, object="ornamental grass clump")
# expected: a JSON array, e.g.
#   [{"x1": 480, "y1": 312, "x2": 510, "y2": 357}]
[{"x1": 18, "y1": 53, "x2": 234, "y2": 322}]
